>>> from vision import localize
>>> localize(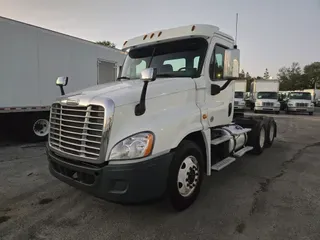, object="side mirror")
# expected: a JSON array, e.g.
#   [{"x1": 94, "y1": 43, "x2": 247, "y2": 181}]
[
  {"x1": 223, "y1": 49, "x2": 240, "y2": 80},
  {"x1": 140, "y1": 68, "x2": 157, "y2": 82},
  {"x1": 211, "y1": 84, "x2": 221, "y2": 96},
  {"x1": 56, "y1": 76, "x2": 68, "y2": 86},
  {"x1": 56, "y1": 76, "x2": 68, "y2": 96}
]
